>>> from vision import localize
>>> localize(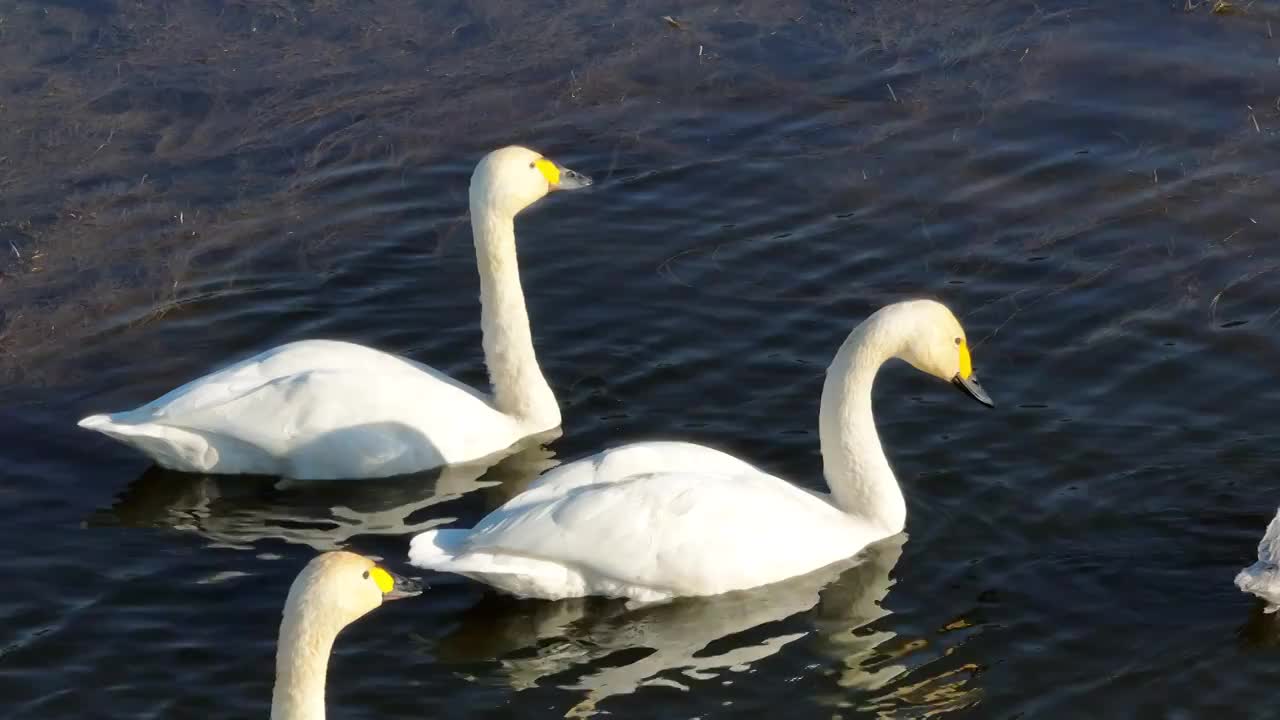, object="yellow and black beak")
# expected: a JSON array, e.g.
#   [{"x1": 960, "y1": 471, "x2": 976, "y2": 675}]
[
  {"x1": 369, "y1": 566, "x2": 425, "y2": 601},
  {"x1": 534, "y1": 157, "x2": 593, "y2": 191},
  {"x1": 952, "y1": 340, "x2": 994, "y2": 408},
  {"x1": 952, "y1": 373, "x2": 994, "y2": 408}
]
